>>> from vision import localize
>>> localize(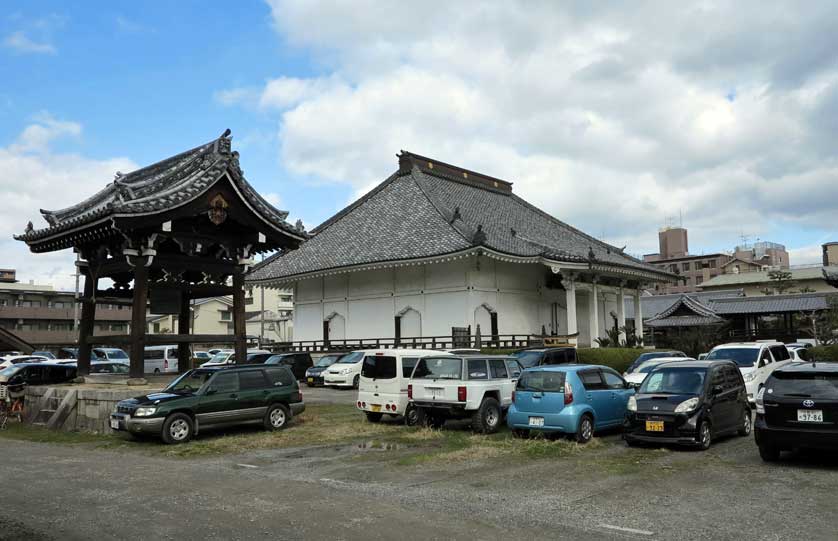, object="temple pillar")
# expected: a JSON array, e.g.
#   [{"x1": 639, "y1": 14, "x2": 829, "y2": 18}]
[
  {"x1": 564, "y1": 274, "x2": 577, "y2": 338},
  {"x1": 178, "y1": 294, "x2": 191, "y2": 373},
  {"x1": 76, "y1": 266, "x2": 97, "y2": 377},
  {"x1": 617, "y1": 284, "x2": 626, "y2": 344},
  {"x1": 129, "y1": 261, "x2": 149, "y2": 380},
  {"x1": 589, "y1": 278, "x2": 600, "y2": 348},
  {"x1": 634, "y1": 288, "x2": 644, "y2": 343},
  {"x1": 233, "y1": 271, "x2": 247, "y2": 364}
]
